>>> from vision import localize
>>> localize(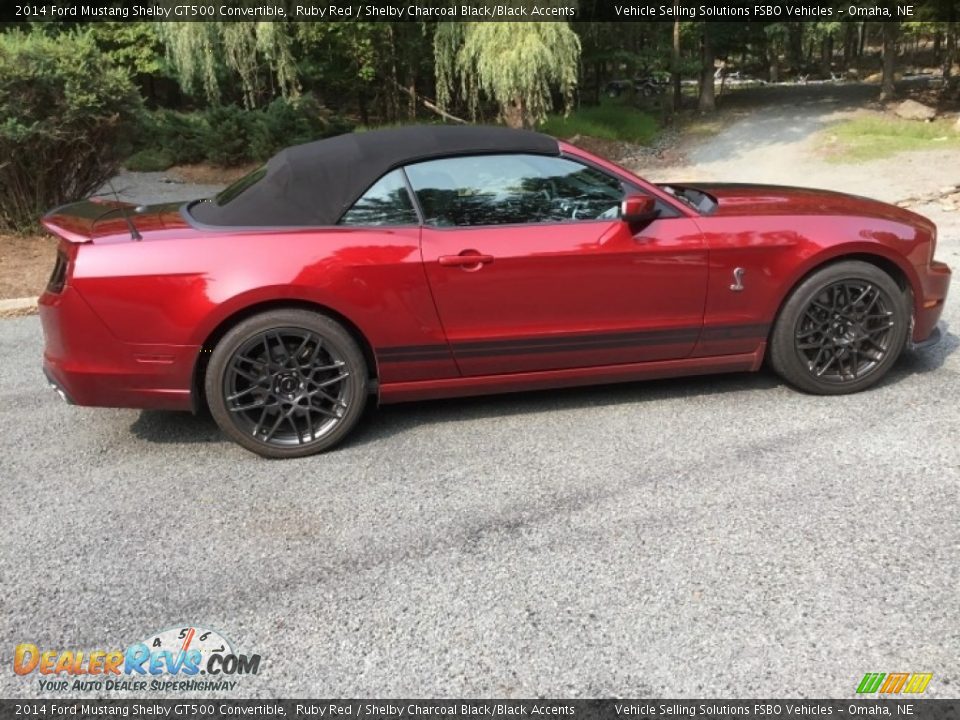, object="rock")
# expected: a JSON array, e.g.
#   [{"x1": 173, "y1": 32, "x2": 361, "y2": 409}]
[{"x1": 894, "y1": 99, "x2": 936, "y2": 121}]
